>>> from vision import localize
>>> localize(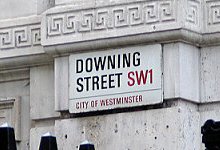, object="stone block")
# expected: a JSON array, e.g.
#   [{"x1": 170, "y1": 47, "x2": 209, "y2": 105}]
[
  {"x1": 164, "y1": 43, "x2": 199, "y2": 102},
  {"x1": 30, "y1": 65, "x2": 60, "y2": 120},
  {"x1": 0, "y1": 80, "x2": 29, "y2": 97},
  {"x1": 201, "y1": 46, "x2": 220, "y2": 102},
  {"x1": 0, "y1": 69, "x2": 29, "y2": 83},
  {"x1": 55, "y1": 100, "x2": 200, "y2": 150},
  {"x1": 19, "y1": 95, "x2": 30, "y2": 150},
  {"x1": 0, "y1": 0, "x2": 36, "y2": 20},
  {"x1": 55, "y1": 0, "x2": 74, "y2": 5},
  {"x1": 55, "y1": 57, "x2": 69, "y2": 111},
  {"x1": 0, "y1": 0, "x2": 54, "y2": 20}
]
